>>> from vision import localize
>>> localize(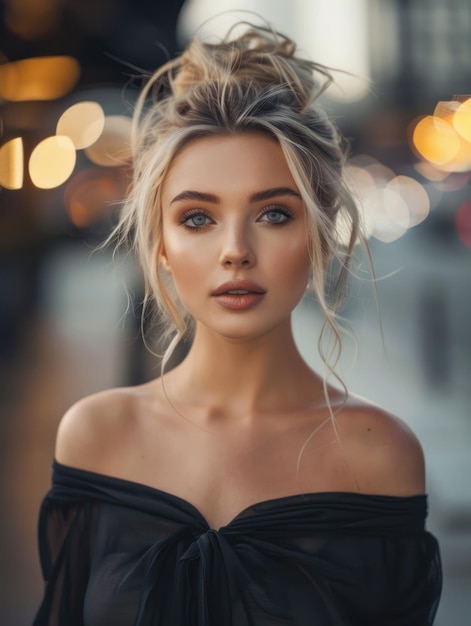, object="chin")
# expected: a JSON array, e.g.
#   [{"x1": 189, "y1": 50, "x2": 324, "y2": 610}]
[{"x1": 213, "y1": 319, "x2": 288, "y2": 342}]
